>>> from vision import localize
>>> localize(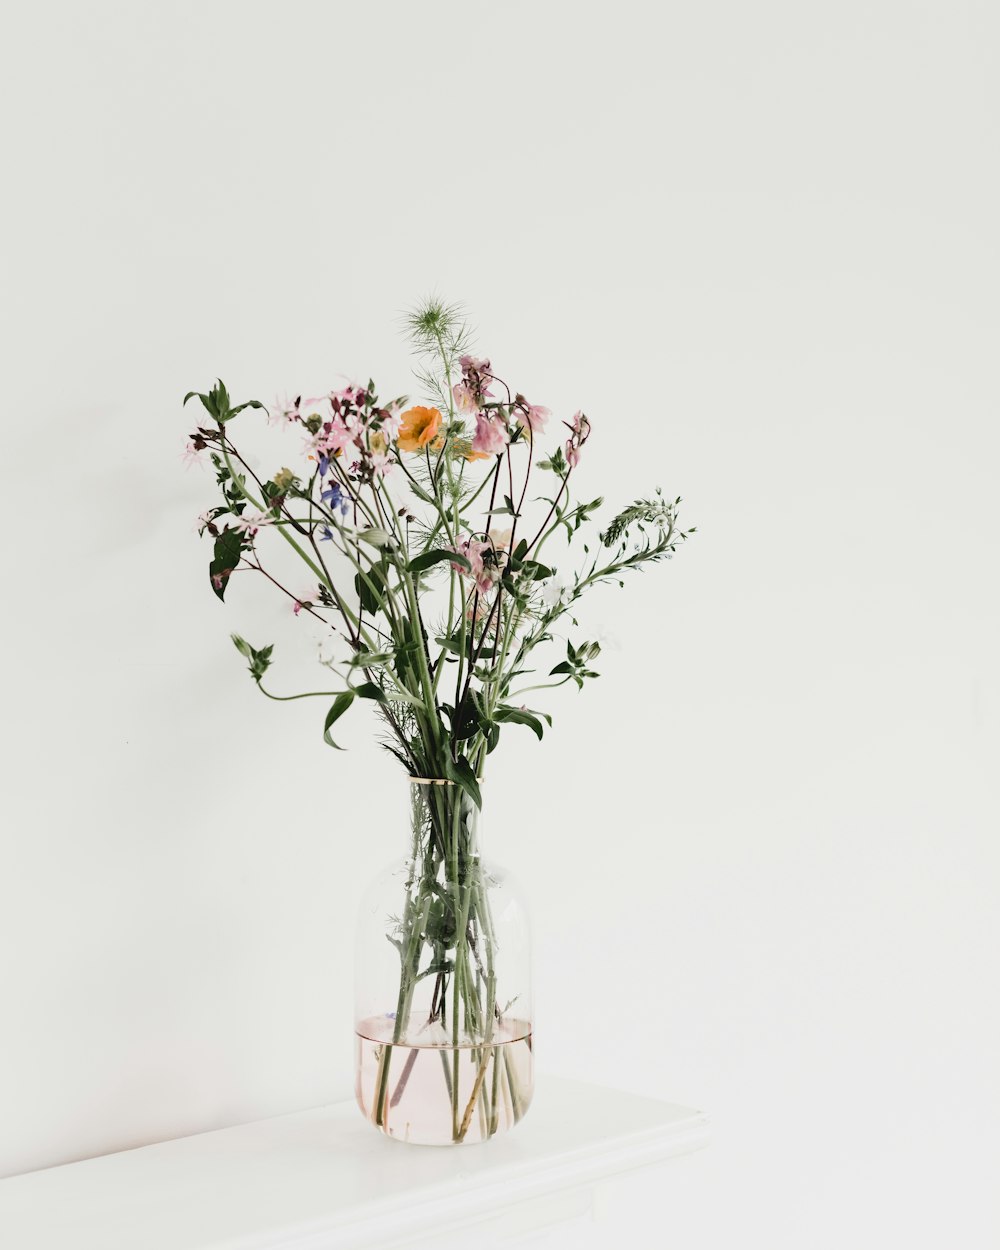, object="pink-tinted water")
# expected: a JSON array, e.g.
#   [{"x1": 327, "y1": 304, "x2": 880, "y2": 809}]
[{"x1": 355, "y1": 1014, "x2": 533, "y2": 1145}]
